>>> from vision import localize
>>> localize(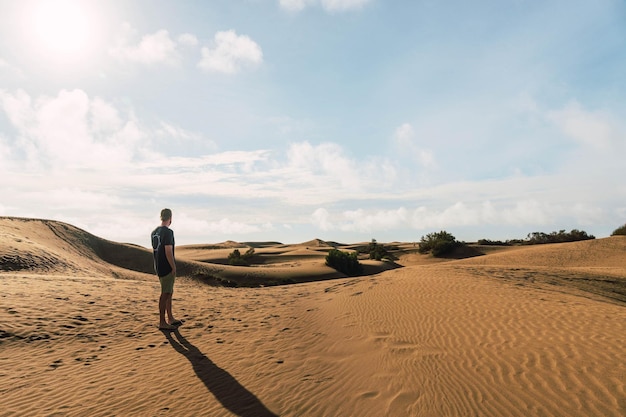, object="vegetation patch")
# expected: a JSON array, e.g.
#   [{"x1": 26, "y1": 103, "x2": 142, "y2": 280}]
[
  {"x1": 227, "y1": 248, "x2": 255, "y2": 266},
  {"x1": 418, "y1": 231, "x2": 463, "y2": 257},
  {"x1": 362, "y1": 239, "x2": 396, "y2": 261},
  {"x1": 612, "y1": 224, "x2": 626, "y2": 236},
  {"x1": 325, "y1": 248, "x2": 363, "y2": 276},
  {"x1": 478, "y1": 229, "x2": 595, "y2": 246}
]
